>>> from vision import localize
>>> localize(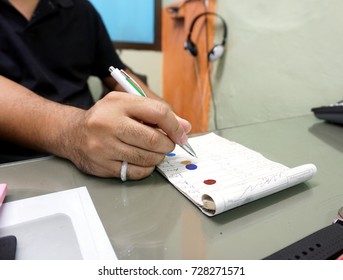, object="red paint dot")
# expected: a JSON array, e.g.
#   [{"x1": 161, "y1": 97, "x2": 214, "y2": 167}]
[{"x1": 204, "y1": 179, "x2": 216, "y2": 185}]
